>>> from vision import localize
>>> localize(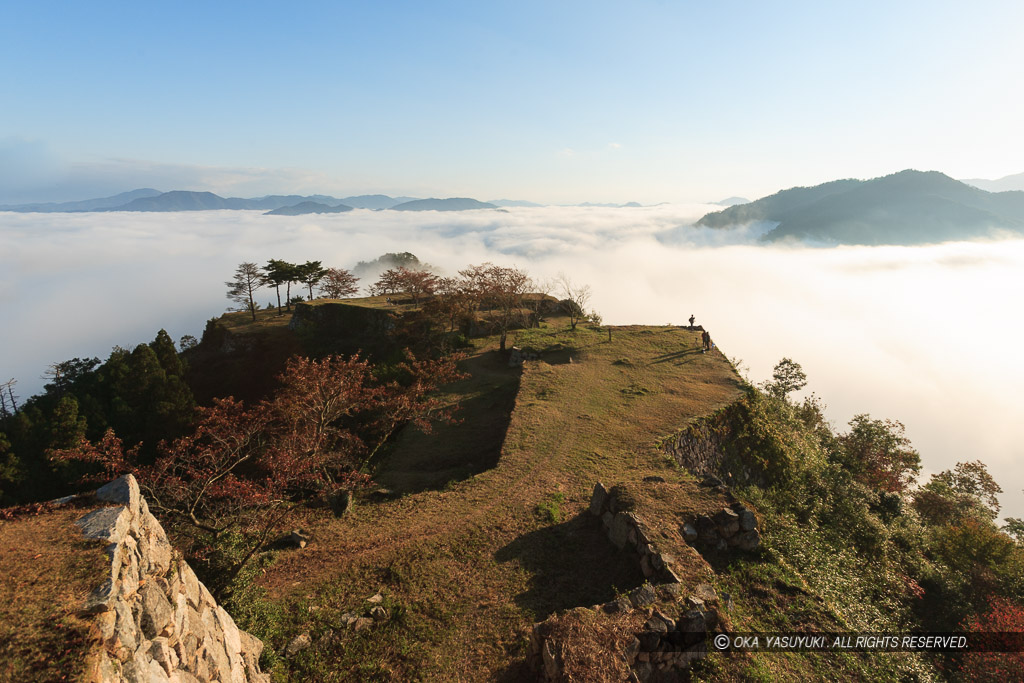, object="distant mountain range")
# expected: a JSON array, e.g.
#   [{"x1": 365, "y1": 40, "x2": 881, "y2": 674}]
[
  {"x1": 264, "y1": 201, "x2": 354, "y2": 216},
  {"x1": 696, "y1": 170, "x2": 1024, "y2": 245},
  {"x1": 0, "y1": 188, "x2": 164, "y2": 212},
  {"x1": 0, "y1": 191, "x2": 501, "y2": 213},
  {"x1": 0, "y1": 190, "x2": 677, "y2": 213}
]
